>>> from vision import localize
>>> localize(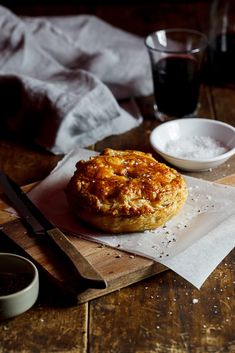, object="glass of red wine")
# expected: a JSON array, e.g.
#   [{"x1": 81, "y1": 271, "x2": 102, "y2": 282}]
[{"x1": 145, "y1": 29, "x2": 208, "y2": 121}]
